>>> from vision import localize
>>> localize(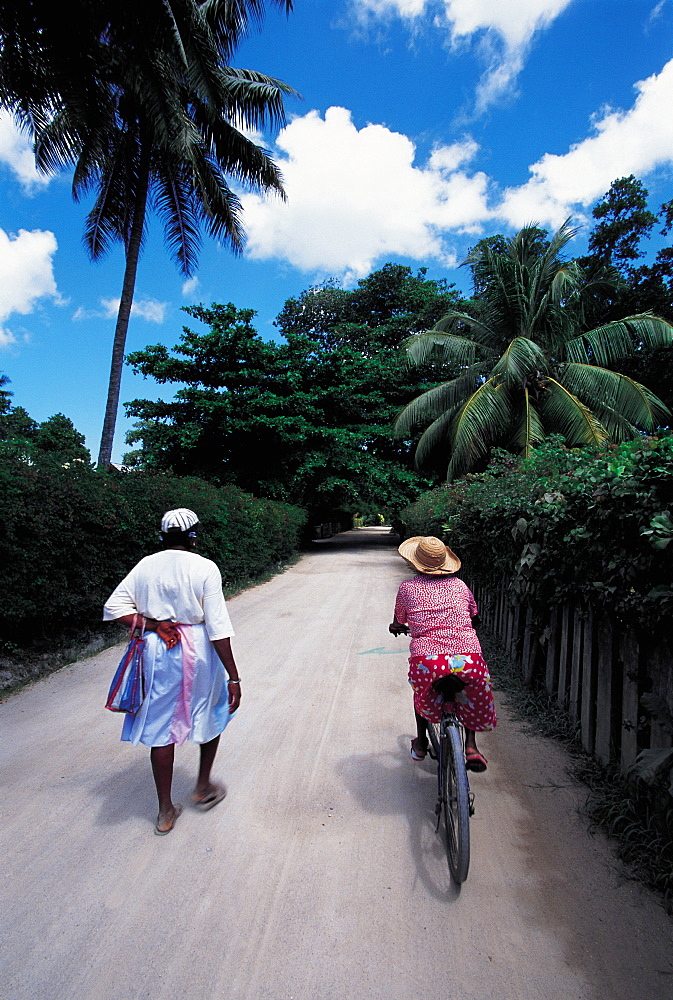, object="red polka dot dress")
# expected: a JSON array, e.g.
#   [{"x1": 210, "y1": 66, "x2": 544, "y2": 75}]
[{"x1": 394, "y1": 575, "x2": 497, "y2": 730}]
